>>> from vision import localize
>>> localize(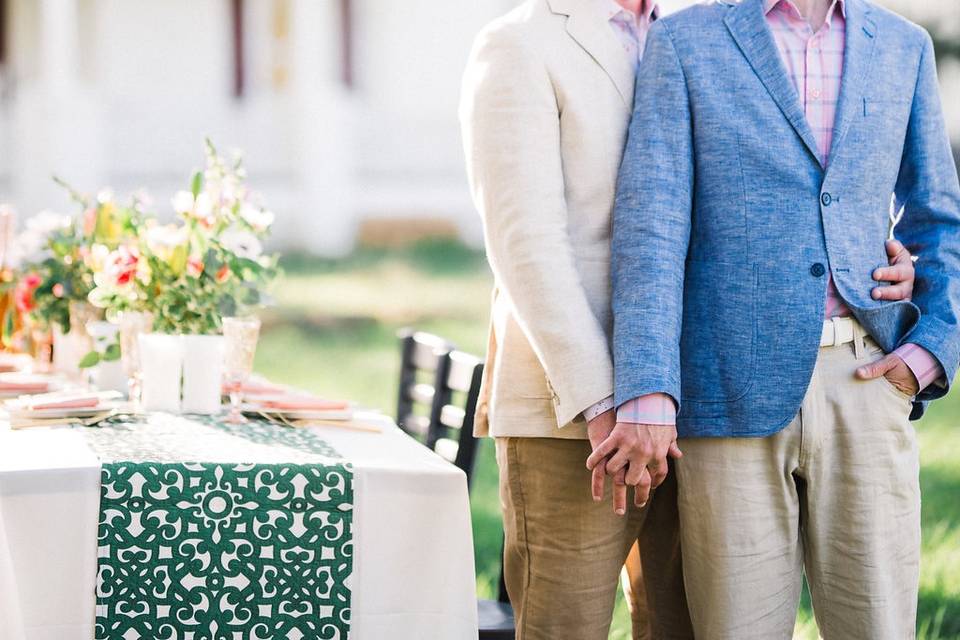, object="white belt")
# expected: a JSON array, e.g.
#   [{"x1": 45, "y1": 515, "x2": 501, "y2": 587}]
[{"x1": 820, "y1": 316, "x2": 858, "y2": 347}]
